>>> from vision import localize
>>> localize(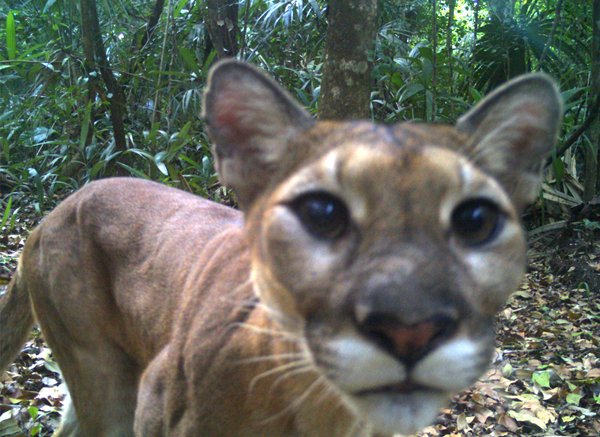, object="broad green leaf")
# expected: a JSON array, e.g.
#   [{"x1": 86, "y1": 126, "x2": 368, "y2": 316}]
[
  {"x1": 174, "y1": 0, "x2": 188, "y2": 18},
  {"x1": 567, "y1": 392, "x2": 582, "y2": 405},
  {"x1": 532, "y1": 371, "x2": 551, "y2": 388},
  {"x1": 117, "y1": 162, "x2": 150, "y2": 179},
  {"x1": 156, "y1": 161, "x2": 168, "y2": 176},
  {"x1": 90, "y1": 160, "x2": 107, "y2": 178},
  {"x1": 551, "y1": 152, "x2": 564, "y2": 183},
  {"x1": 18, "y1": 42, "x2": 49, "y2": 60},
  {"x1": 1, "y1": 196, "x2": 12, "y2": 229},
  {"x1": 79, "y1": 101, "x2": 92, "y2": 150},
  {"x1": 178, "y1": 154, "x2": 201, "y2": 169},
  {"x1": 42, "y1": 0, "x2": 57, "y2": 14},
  {"x1": 0, "y1": 110, "x2": 14, "y2": 124},
  {"x1": 6, "y1": 11, "x2": 16, "y2": 61},
  {"x1": 144, "y1": 122, "x2": 160, "y2": 143},
  {"x1": 31, "y1": 423, "x2": 42, "y2": 436}
]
